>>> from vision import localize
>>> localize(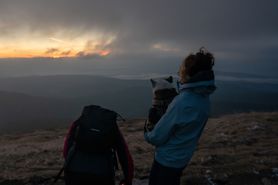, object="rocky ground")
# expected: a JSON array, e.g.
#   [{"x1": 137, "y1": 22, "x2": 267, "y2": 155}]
[{"x1": 0, "y1": 112, "x2": 277, "y2": 185}]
